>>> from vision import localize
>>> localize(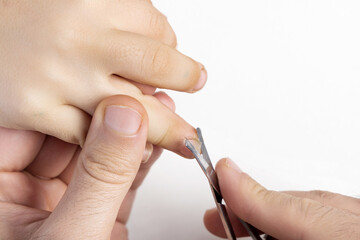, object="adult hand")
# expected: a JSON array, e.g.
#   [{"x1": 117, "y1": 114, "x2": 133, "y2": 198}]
[
  {"x1": 0, "y1": 95, "x2": 165, "y2": 239},
  {"x1": 0, "y1": 0, "x2": 205, "y2": 157},
  {"x1": 204, "y1": 158, "x2": 360, "y2": 240}
]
